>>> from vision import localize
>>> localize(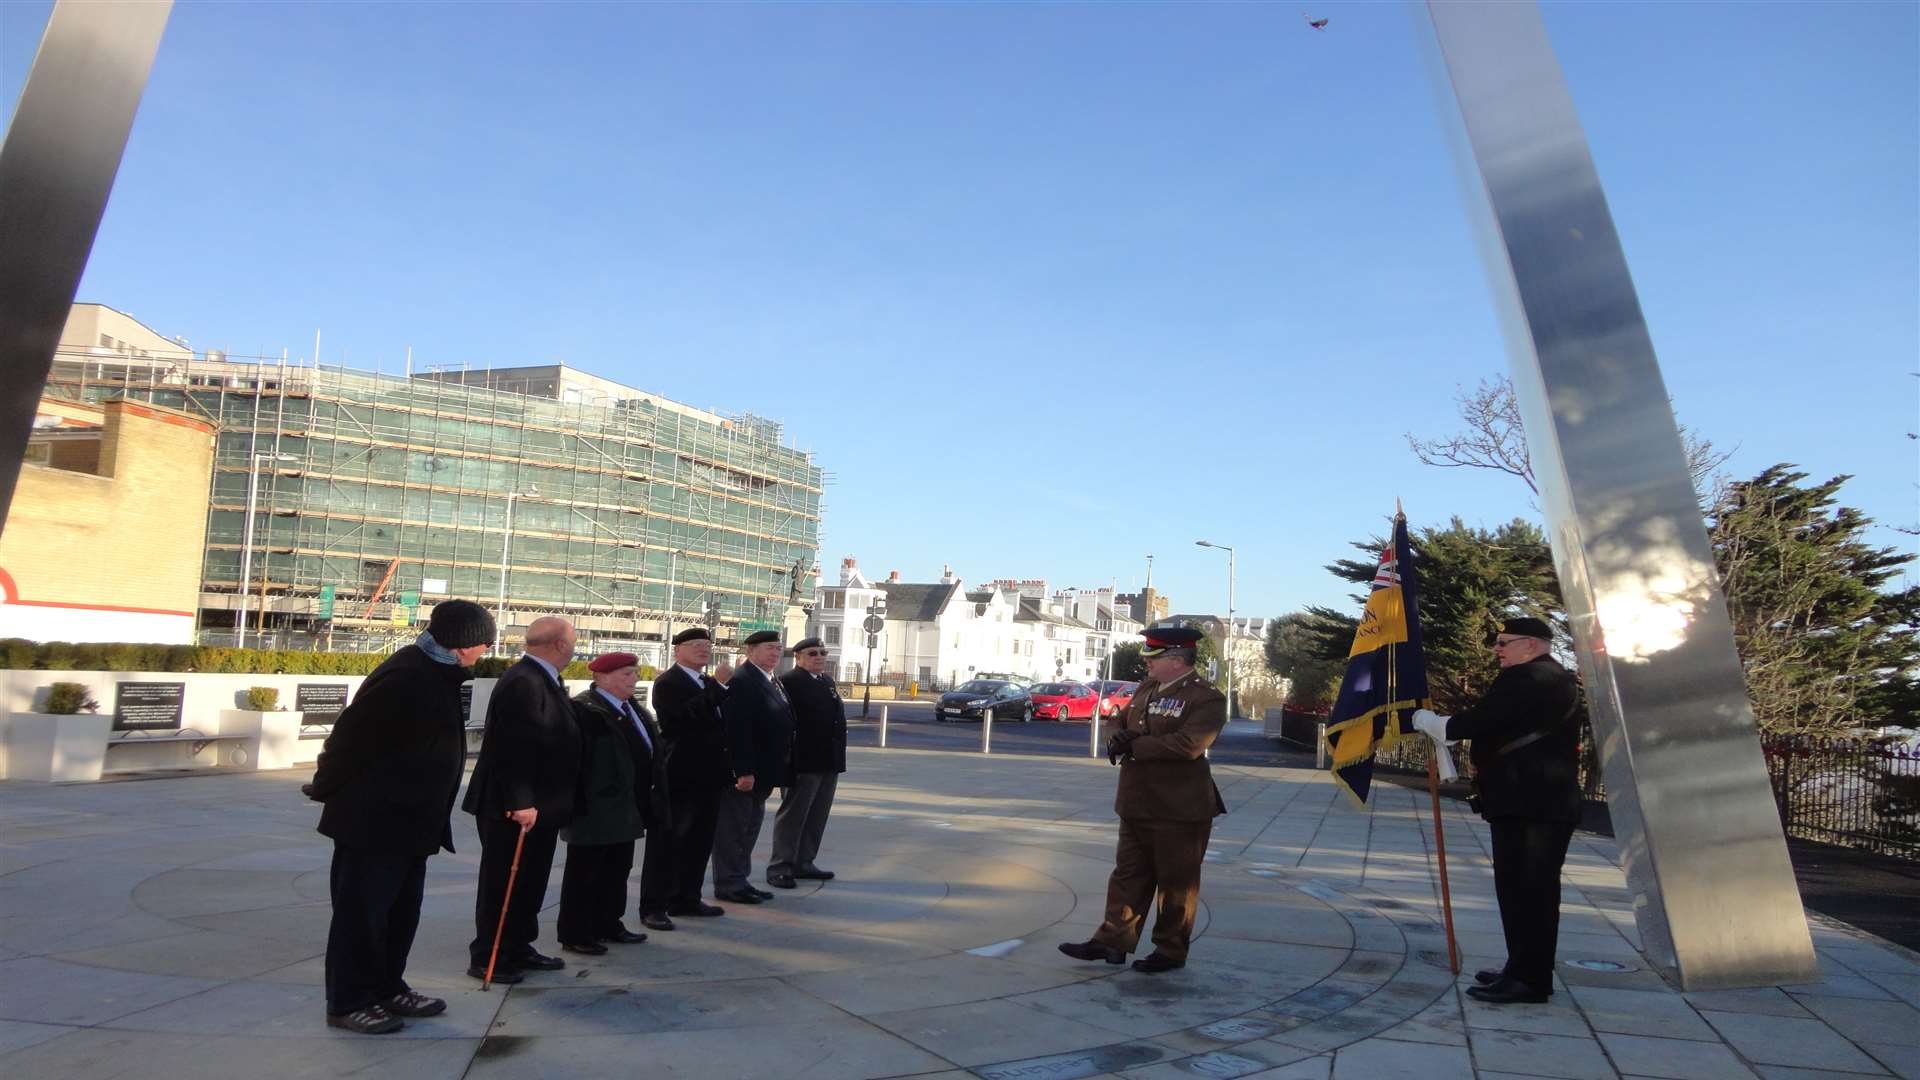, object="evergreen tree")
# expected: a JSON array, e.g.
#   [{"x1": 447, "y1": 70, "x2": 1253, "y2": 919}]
[
  {"x1": 1263, "y1": 612, "x2": 1348, "y2": 709},
  {"x1": 1709, "y1": 466, "x2": 1920, "y2": 735}
]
